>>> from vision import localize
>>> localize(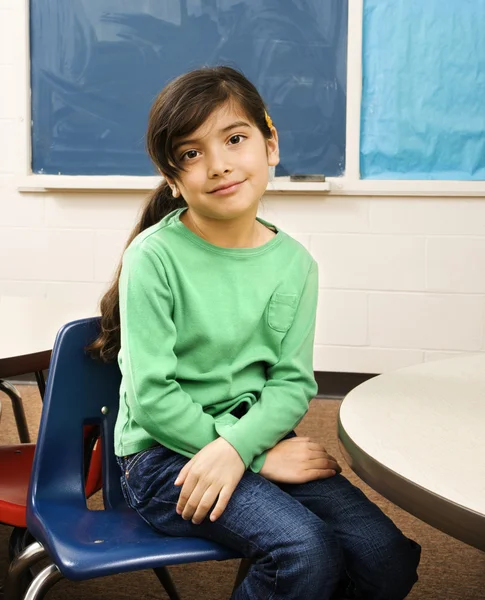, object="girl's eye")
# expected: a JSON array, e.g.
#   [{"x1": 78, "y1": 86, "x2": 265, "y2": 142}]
[
  {"x1": 181, "y1": 150, "x2": 199, "y2": 161},
  {"x1": 228, "y1": 134, "x2": 245, "y2": 145}
]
